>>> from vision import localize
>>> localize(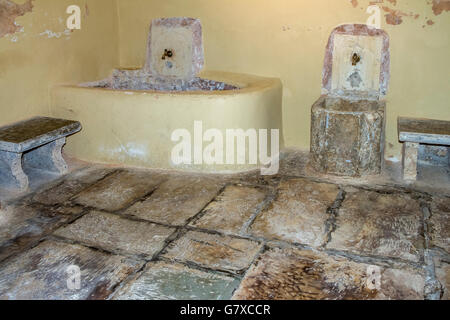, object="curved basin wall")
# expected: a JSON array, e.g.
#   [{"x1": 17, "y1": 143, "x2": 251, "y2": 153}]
[{"x1": 50, "y1": 71, "x2": 283, "y2": 173}]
